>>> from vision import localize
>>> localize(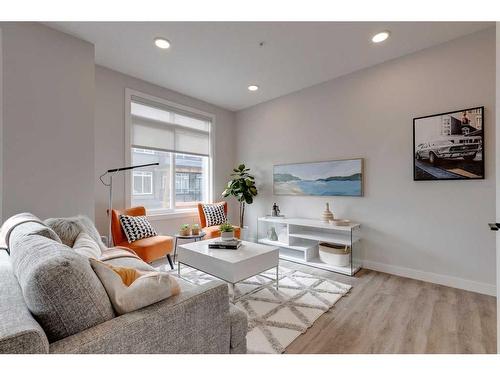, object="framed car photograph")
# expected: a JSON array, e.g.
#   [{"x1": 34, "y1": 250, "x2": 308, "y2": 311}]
[{"x1": 413, "y1": 106, "x2": 484, "y2": 181}]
